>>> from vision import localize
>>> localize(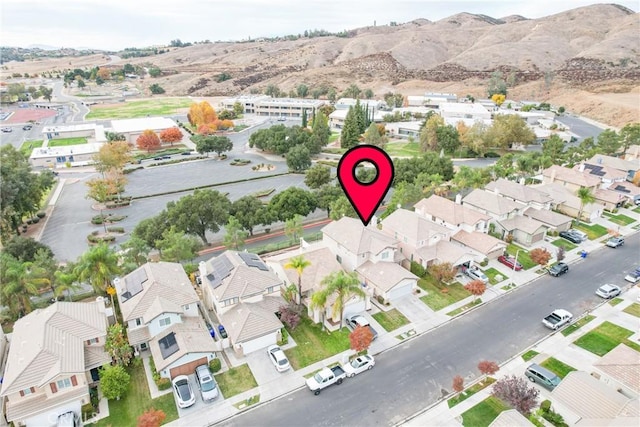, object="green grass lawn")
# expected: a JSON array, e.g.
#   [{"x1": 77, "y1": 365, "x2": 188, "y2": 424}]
[
  {"x1": 521, "y1": 350, "x2": 539, "y2": 362},
  {"x1": 283, "y1": 316, "x2": 351, "y2": 370},
  {"x1": 552, "y1": 238, "x2": 577, "y2": 251},
  {"x1": 562, "y1": 315, "x2": 596, "y2": 336},
  {"x1": 328, "y1": 132, "x2": 340, "y2": 143},
  {"x1": 573, "y1": 222, "x2": 609, "y2": 239},
  {"x1": 505, "y1": 244, "x2": 537, "y2": 270},
  {"x1": 384, "y1": 141, "x2": 420, "y2": 157},
  {"x1": 603, "y1": 212, "x2": 637, "y2": 226},
  {"x1": 623, "y1": 303, "x2": 640, "y2": 318},
  {"x1": 609, "y1": 297, "x2": 624, "y2": 306},
  {"x1": 448, "y1": 378, "x2": 496, "y2": 408},
  {"x1": 48, "y1": 137, "x2": 88, "y2": 146},
  {"x1": 446, "y1": 298, "x2": 481, "y2": 316},
  {"x1": 574, "y1": 321, "x2": 640, "y2": 356},
  {"x1": 461, "y1": 396, "x2": 509, "y2": 427},
  {"x1": 372, "y1": 308, "x2": 410, "y2": 332},
  {"x1": 93, "y1": 360, "x2": 178, "y2": 427},
  {"x1": 633, "y1": 206, "x2": 640, "y2": 214},
  {"x1": 86, "y1": 98, "x2": 193, "y2": 119},
  {"x1": 215, "y1": 364, "x2": 258, "y2": 398},
  {"x1": 484, "y1": 267, "x2": 507, "y2": 285},
  {"x1": 20, "y1": 139, "x2": 44, "y2": 156},
  {"x1": 540, "y1": 357, "x2": 577, "y2": 378},
  {"x1": 418, "y1": 276, "x2": 472, "y2": 311}
]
